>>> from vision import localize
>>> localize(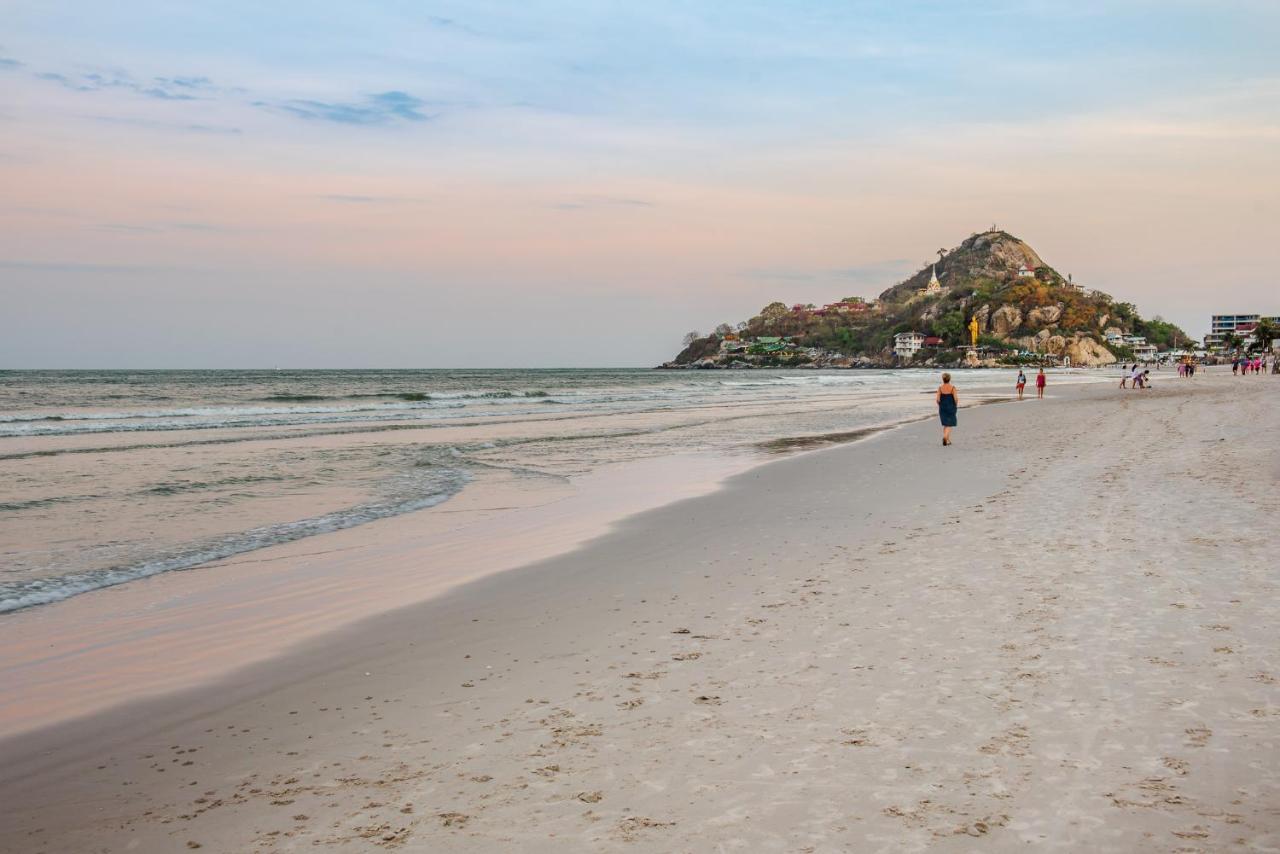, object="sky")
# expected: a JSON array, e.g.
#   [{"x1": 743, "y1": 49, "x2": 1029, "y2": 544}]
[{"x1": 2, "y1": 0, "x2": 1278, "y2": 367}]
